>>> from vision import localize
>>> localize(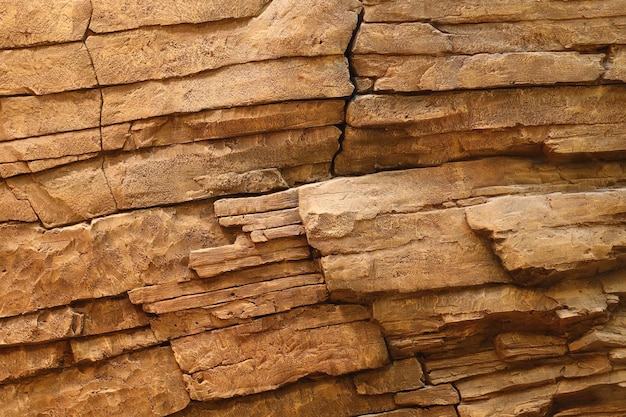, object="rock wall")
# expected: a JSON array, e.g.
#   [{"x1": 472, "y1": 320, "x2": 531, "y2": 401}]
[{"x1": 1, "y1": 1, "x2": 626, "y2": 416}]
